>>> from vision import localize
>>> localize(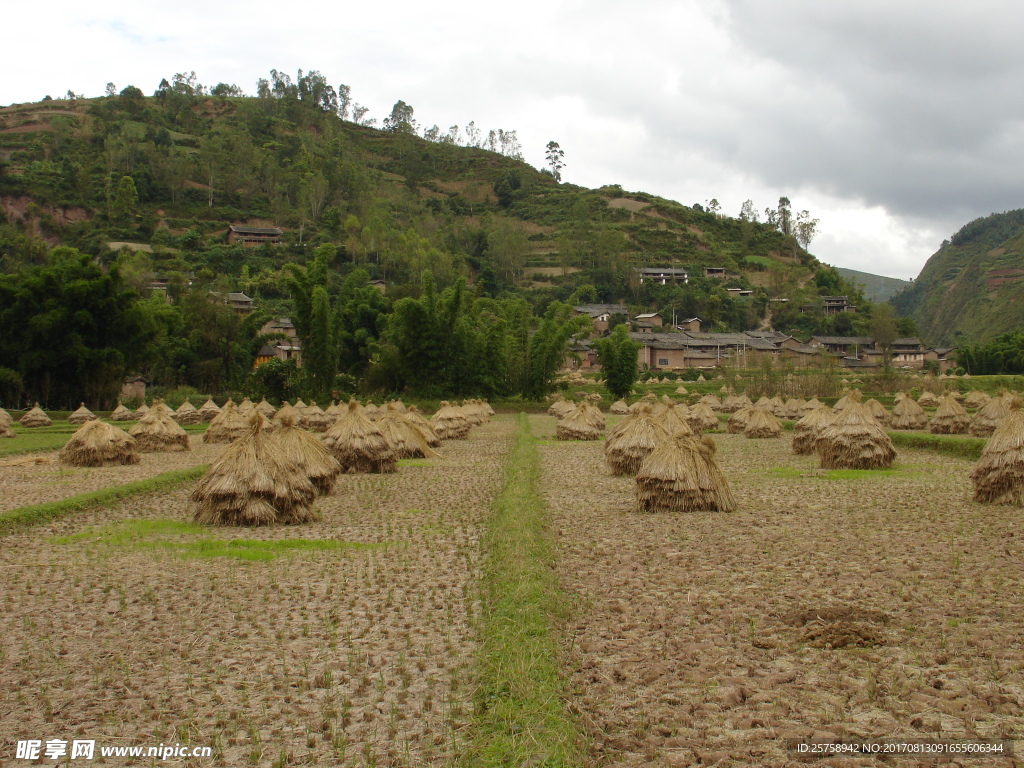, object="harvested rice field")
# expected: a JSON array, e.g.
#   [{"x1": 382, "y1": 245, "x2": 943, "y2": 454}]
[
  {"x1": 2, "y1": 411, "x2": 1023, "y2": 767},
  {"x1": 533, "y1": 414, "x2": 1023, "y2": 767},
  {"x1": 0, "y1": 418, "x2": 512, "y2": 767}
]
